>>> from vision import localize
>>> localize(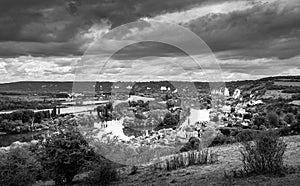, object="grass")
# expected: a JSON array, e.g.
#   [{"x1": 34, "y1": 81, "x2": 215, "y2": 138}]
[{"x1": 85, "y1": 162, "x2": 119, "y2": 185}]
